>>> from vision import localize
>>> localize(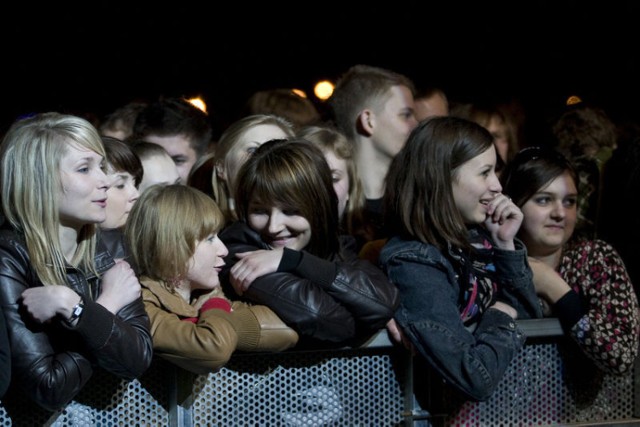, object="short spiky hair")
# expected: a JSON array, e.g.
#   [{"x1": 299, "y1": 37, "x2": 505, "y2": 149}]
[{"x1": 328, "y1": 64, "x2": 416, "y2": 141}]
